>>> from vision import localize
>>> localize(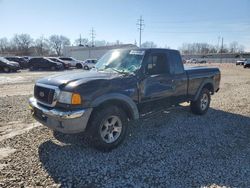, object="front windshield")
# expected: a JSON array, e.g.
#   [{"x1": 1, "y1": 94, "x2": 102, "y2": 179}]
[
  {"x1": 95, "y1": 49, "x2": 145, "y2": 73},
  {"x1": 0, "y1": 57, "x2": 10, "y2": 63}
]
